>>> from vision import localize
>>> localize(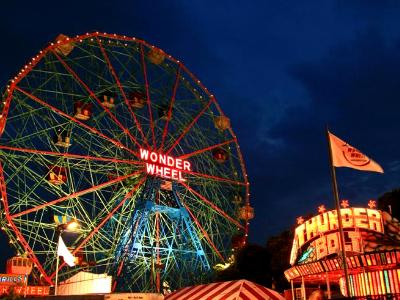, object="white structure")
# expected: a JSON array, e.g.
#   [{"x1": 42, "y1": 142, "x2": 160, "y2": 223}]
[{"x1": 57, "y1": 271, "x2": 112, "y2": 295}]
